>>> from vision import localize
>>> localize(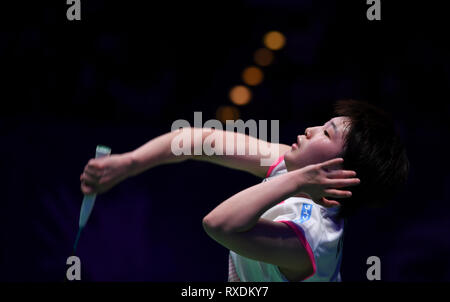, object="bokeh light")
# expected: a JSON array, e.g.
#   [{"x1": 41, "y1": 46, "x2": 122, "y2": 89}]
[
  {"x1": 216, "y1": 105, "x2": 240, "y2": 123},
  {"x1": 263, "y1": 31, "x2": 286, "y2": 51},
  {"x1": 254, "y1": 48, "x2": 274, "y2": 66},
  {"x1": 229, "y1": 85, "x2": 252, "y2": 105},
  {"x1": 242, "y1": 66, "x2": 264, "y2": 86}
]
